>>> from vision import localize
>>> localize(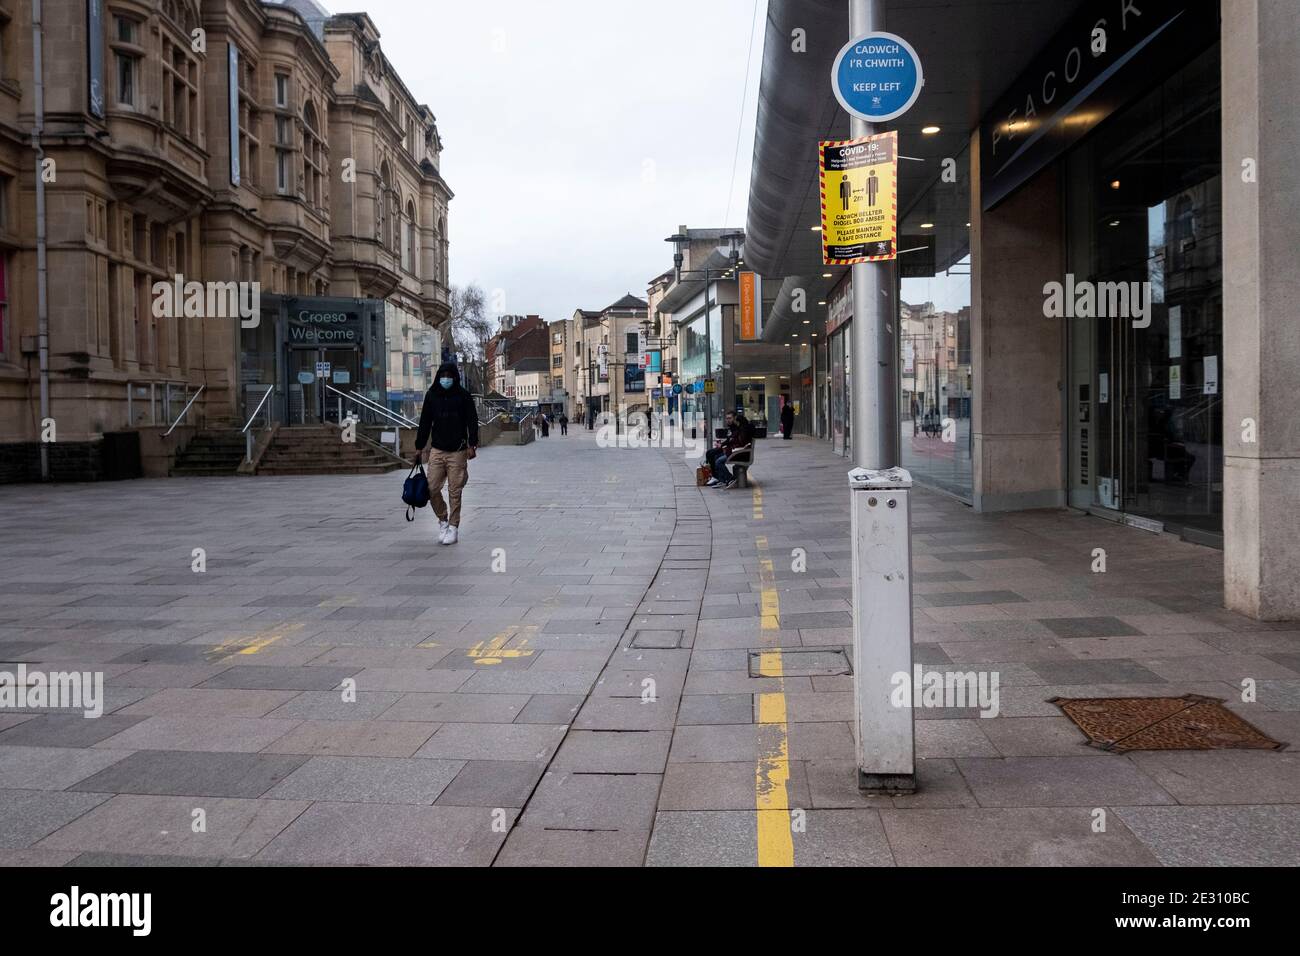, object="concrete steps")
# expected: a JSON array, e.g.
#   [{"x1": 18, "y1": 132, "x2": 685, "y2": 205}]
[
  {"x1": 171, "y1": 430, "x2": 245, "y2": 477},
  {"x1": 256, "y1": 425, "x2": 406, "y2": 476}
]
